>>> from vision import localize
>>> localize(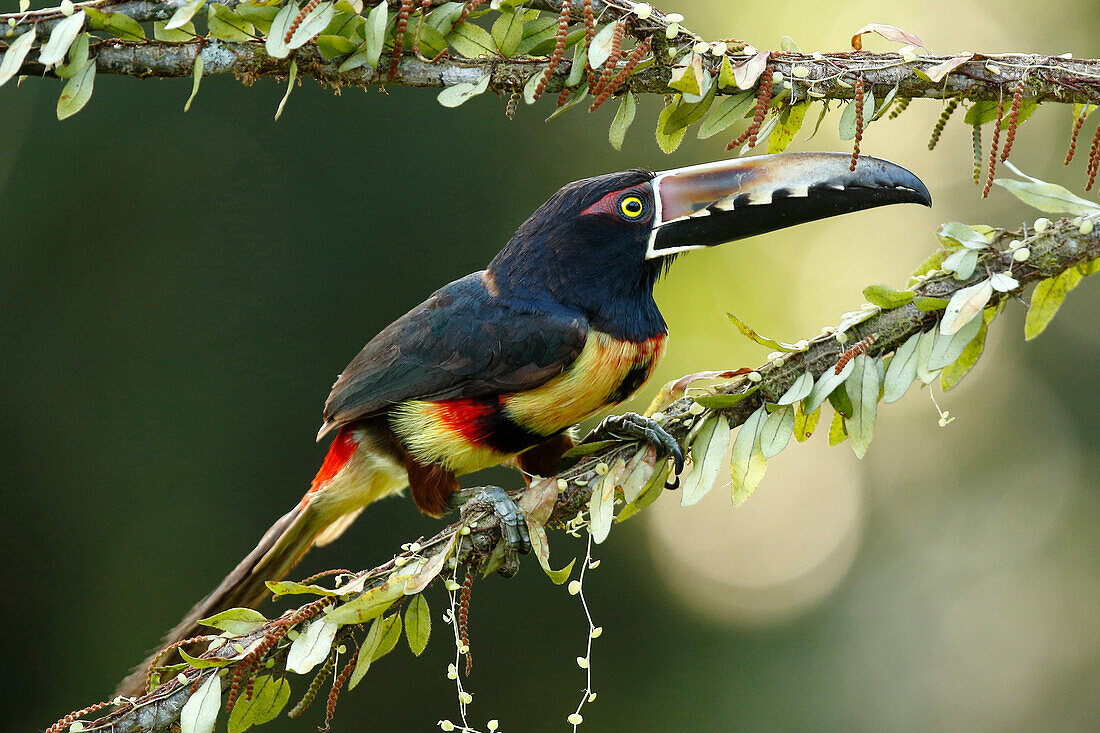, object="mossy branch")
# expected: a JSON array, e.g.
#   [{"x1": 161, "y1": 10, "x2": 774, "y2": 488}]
[{"x1": 46, "y1": 212, "x2": 1100, "y2": 733}]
